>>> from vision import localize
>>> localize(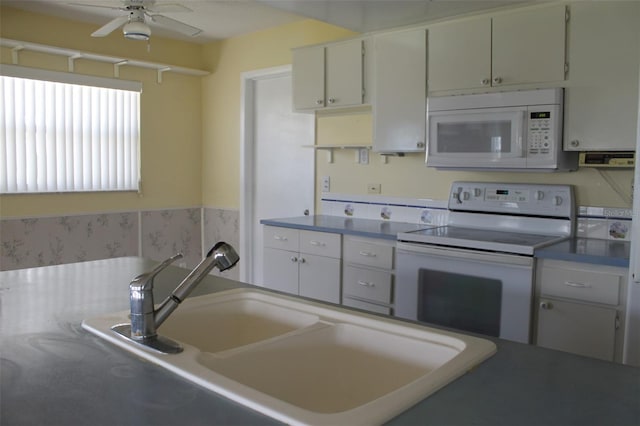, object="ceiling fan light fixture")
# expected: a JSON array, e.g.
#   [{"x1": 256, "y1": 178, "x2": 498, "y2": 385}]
[{"x1": 123, "y1": 21, "x2": 151, "y2": 40}]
